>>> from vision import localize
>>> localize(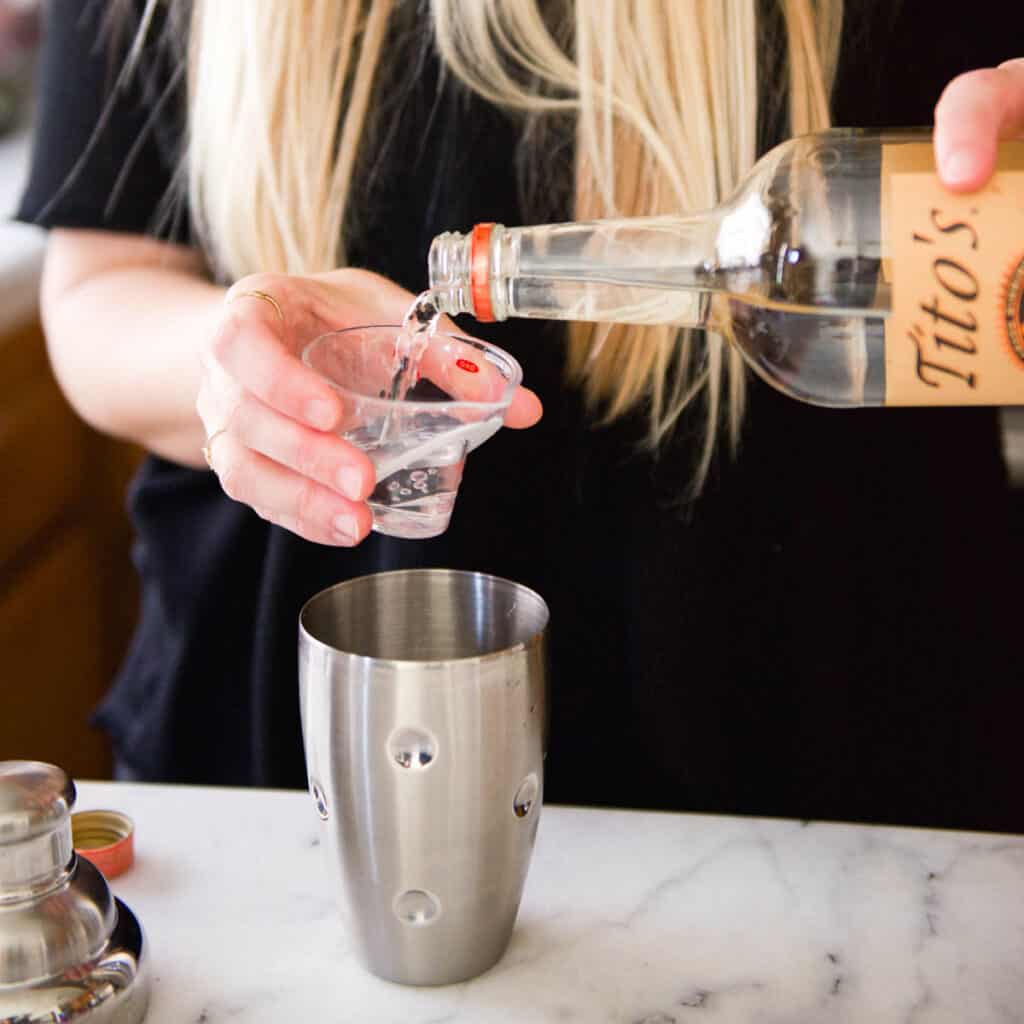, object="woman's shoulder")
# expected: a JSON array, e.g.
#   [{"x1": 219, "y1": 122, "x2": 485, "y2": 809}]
[{"x1": 16, "y1": 0, "x2": 187, "y2": 240}]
